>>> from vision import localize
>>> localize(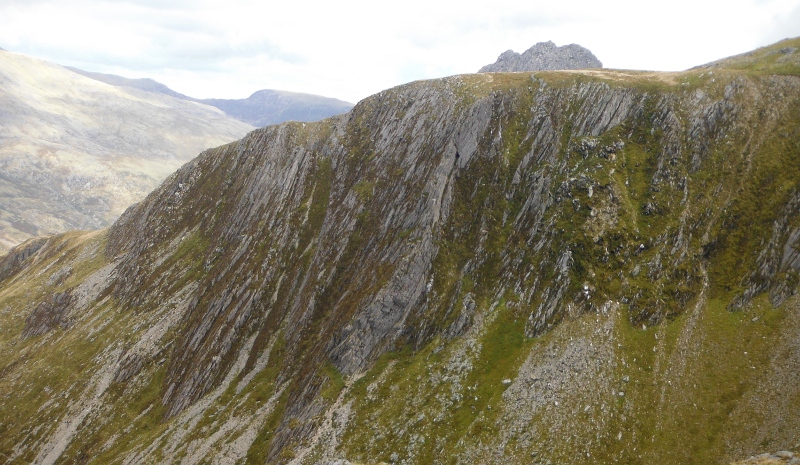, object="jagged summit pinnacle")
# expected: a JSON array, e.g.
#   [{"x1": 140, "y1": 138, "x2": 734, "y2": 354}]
[{"x1": 479, "y1": 40, "x2": 602, "y2": 72}]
